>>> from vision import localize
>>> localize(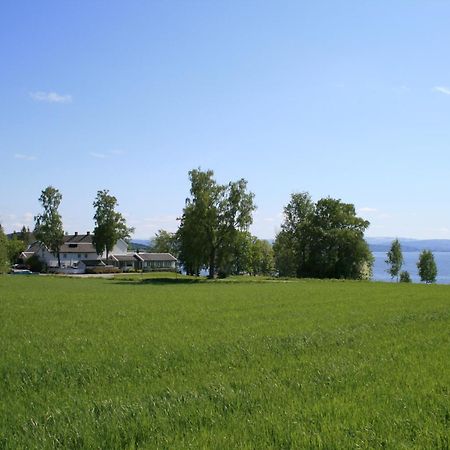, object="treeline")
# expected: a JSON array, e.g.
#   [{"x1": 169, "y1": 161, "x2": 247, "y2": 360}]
[
  {"x1": 0, "y1": 168, "x2": 439, "y2": 282},
  {"x1": 152, "y1": 169, "x2": 373, "y2": 279},
  {"x1": 0, "y1": 226, "x2": 33, "y2": 273}
]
